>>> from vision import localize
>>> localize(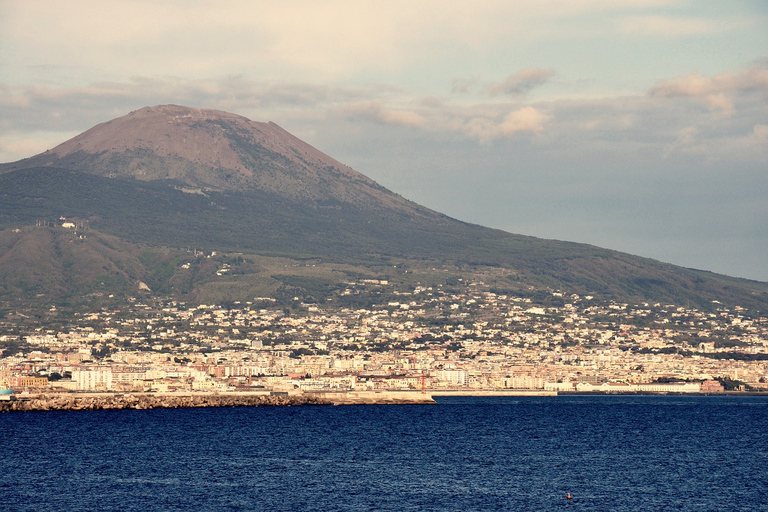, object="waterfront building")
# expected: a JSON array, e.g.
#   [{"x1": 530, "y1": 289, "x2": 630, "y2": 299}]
[{"x1": 72, "y1": 367, "x2": 113, "y2": 391}]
